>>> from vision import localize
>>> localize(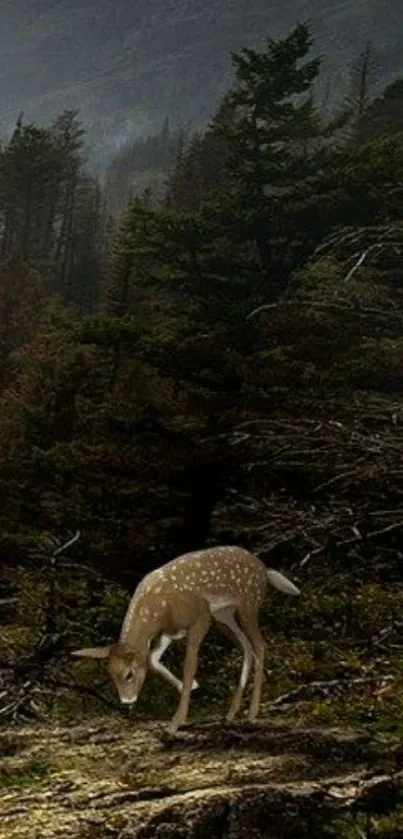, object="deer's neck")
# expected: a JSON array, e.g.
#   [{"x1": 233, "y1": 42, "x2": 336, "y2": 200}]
[{"x1": 119, "y1": 595, "x2": 164, "y2": 653}]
